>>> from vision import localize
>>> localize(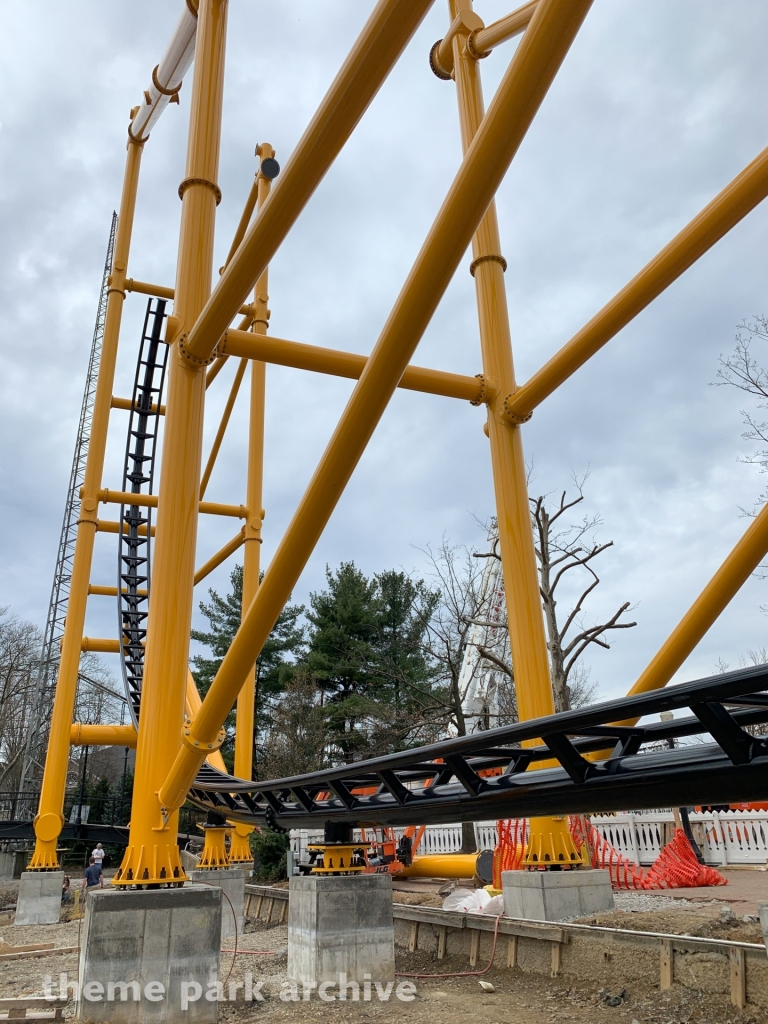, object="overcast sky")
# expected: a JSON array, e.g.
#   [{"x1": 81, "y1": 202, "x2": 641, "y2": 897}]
[{"x1": 2, "y1": 0, "x2": 768, "y2": 705}]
